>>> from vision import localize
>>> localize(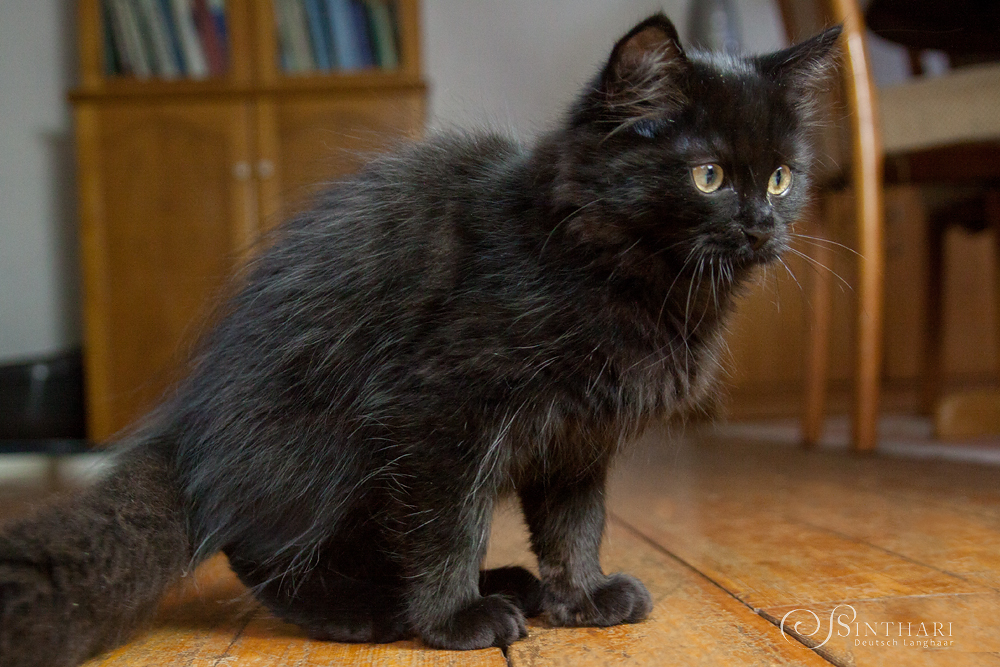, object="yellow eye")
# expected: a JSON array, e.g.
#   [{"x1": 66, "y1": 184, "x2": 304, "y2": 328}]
[
  {"x1": 692, "y1": 164, "x2": 724, "y2": 193},
  {"x1": 768, "y1": 165, "x2": 792, "y2": 196}
]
